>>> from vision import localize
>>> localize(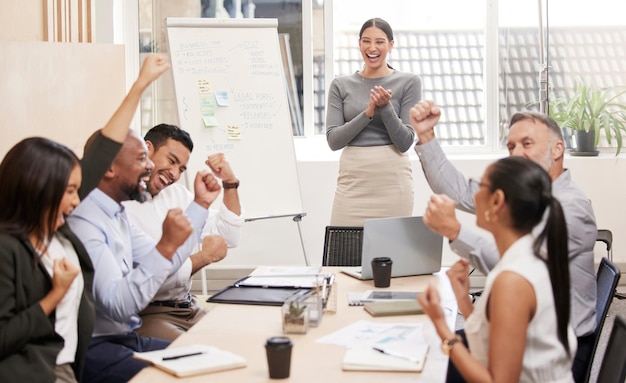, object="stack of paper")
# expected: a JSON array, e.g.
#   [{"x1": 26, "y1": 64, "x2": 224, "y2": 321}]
[
  {"x1": 133, "y1": 344, "x2": 246, "y2": 377},
  {"x1": 239, "y1": 266, "x2": 323, "y2": 288},
  {"x1": 319, "y1": 321, "x2": 430, "y2": 372}
]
